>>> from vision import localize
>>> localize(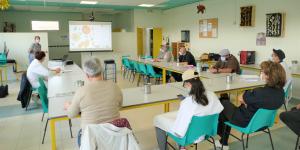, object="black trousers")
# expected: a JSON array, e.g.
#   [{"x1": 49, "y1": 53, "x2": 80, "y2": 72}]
[
  {"x1": 280, "y1": 108, "x2": 300, "y2": 136},
  {"x1": 217, "y1": 100, "x2": 237, "y2": 145},
  {"x1": 171, "y1": 72, "x2": 182, "y2": 82}
]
